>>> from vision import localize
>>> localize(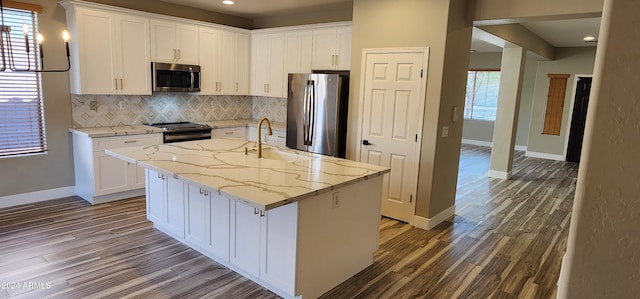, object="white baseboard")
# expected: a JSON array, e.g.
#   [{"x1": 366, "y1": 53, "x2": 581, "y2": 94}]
[
  {"x1": 525, "y1": 151, "x2": 565, "y2": 161},
  {"x1": 413, "y1": 205, "x2": 455, "y2": 230},
  {"x1": 0, "y1": 186, "x2": 76, "y2": 209},
  {"x1": 461, "y1": 139, "x2": 492, "y2": 147},
  {"x1": 461, "y1": 139, "x2": 527, "y2": 152},
  {"x1": 488, "y1": 170, "x2": 512, "y2": 180},
  {"x1": 515, "y1": 145, "x2": 528, "y2": 152}
]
